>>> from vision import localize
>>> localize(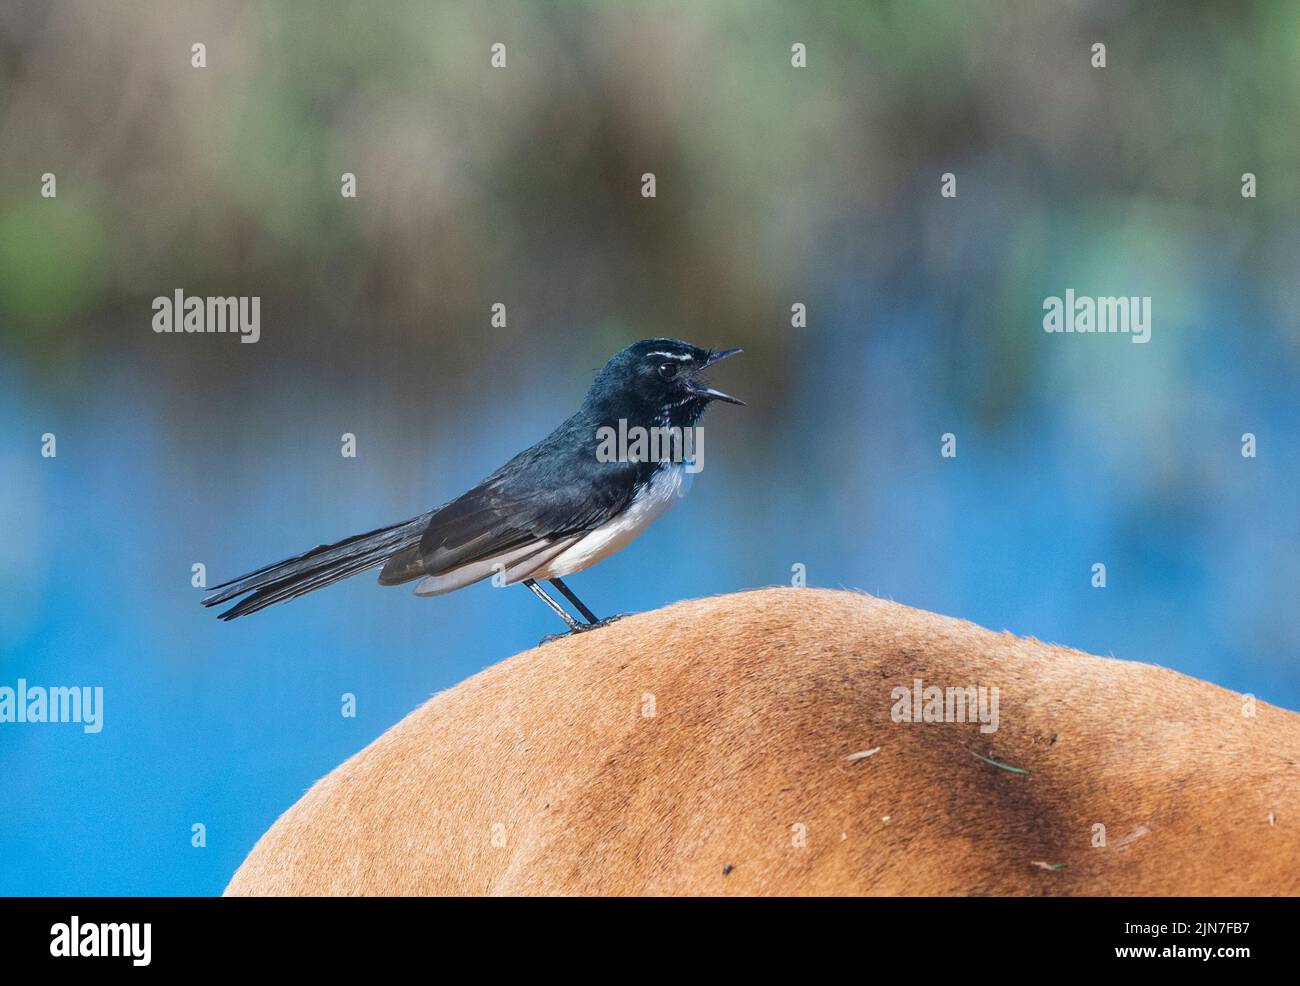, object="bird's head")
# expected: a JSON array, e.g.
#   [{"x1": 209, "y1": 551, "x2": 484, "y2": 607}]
[{"x1": 586, "y1": 338, "x2": 744, "y2": 426}]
